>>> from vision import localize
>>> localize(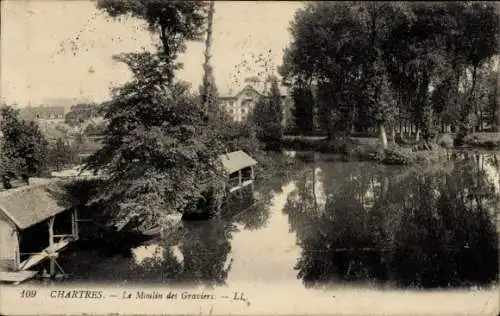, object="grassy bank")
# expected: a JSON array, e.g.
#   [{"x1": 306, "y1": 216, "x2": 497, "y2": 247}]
[
  {"x1": 463, "y1": 132, "x2": 500, "y2": 149},
  {"x1": 281, "y1": 135, "x2": 451, "y2": 166}
]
